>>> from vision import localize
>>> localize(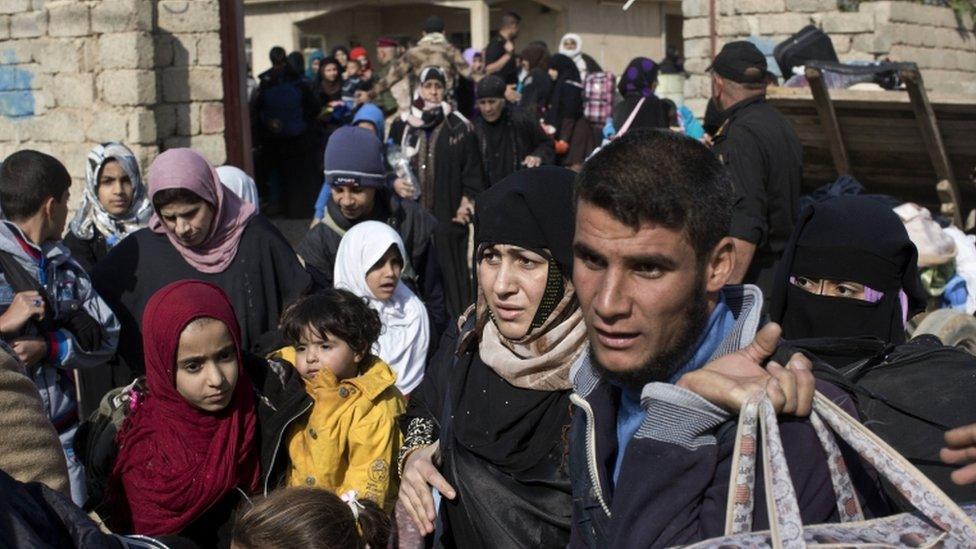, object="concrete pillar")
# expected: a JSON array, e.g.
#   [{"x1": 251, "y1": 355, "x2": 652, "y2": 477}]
[{"x1": 468, "y1": 0, "x2": 489, "y2": 50}]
